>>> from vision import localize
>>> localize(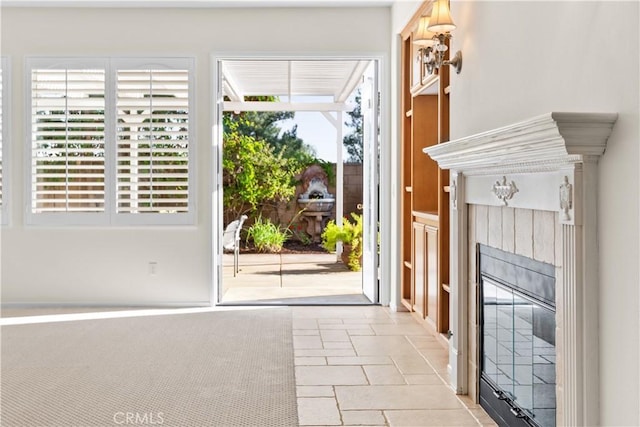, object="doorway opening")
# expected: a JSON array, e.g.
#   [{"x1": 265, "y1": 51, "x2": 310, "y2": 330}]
[{"x1": 213, "y1": 57, "x2": 380, "y2": 305}]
